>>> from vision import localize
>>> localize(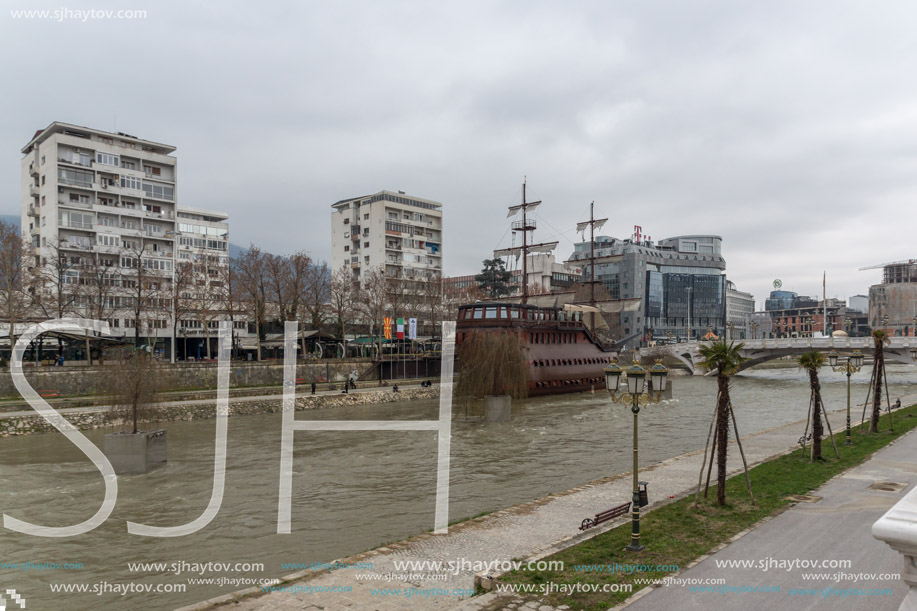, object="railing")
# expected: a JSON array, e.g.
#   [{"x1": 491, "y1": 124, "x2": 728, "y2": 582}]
[
  {"x1": 60, "y1": 220, "x2": 95, "y2": 230},
  {"x1": 59, "y1": 199, "x2": 92, "y2": 209},
  {"x1": 58, "y1": 156, "x2": 92, "y2": 168},
  {"x1": 58, "y1": 177, "x2": 93, "y2": 188}
]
